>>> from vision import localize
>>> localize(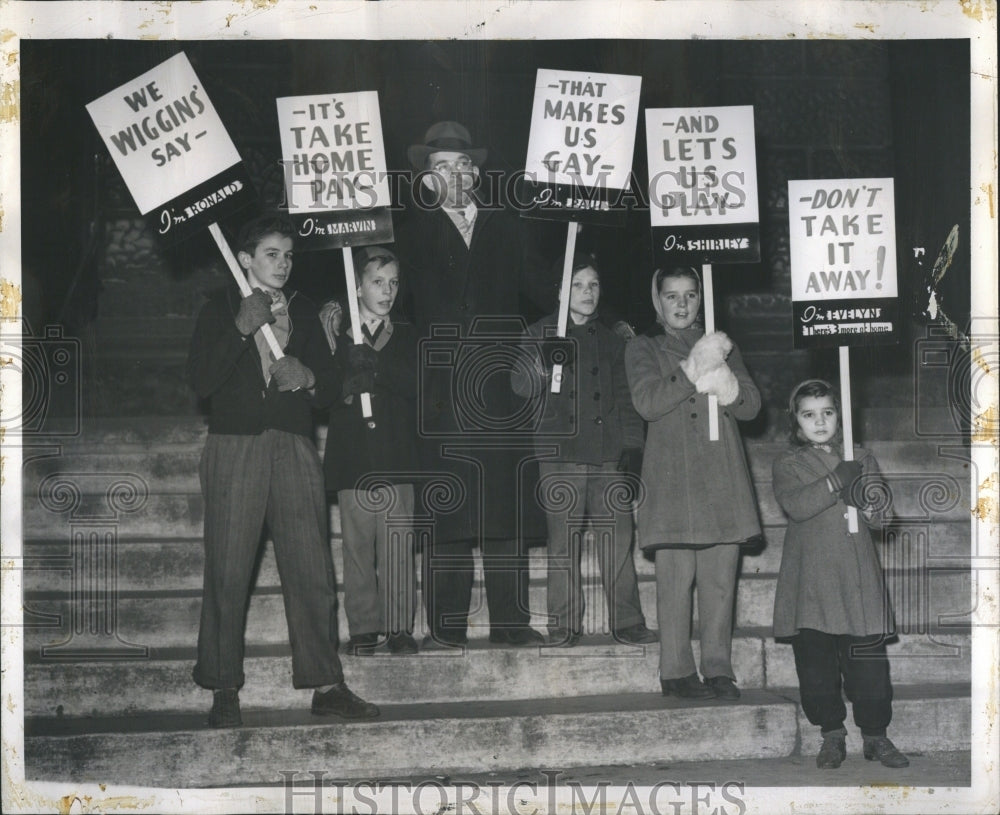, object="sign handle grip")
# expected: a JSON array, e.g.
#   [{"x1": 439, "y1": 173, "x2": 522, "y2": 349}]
[
  {"x1": 343, "y1": 248, "x2": 374, "y2": 419},
  {"x1": 839, "y1": 345, "x2": 859, "y2": 534},
  {"x1": 551, "y1": 223, "x2": 578, "y2": 394},
  {"x1": 209, "y1": 223, "x2": 284, "y2": 360},
  {"x1": 702, "y1": 263, "x2": 719, "y2": 441}
]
